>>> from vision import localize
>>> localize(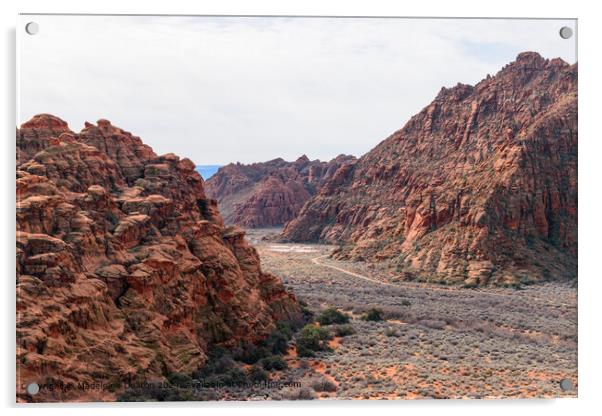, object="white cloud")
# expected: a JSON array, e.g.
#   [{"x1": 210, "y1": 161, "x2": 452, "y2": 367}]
[{"x1": 18, "y1": 16, "x2": 576, "y2": 164}]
